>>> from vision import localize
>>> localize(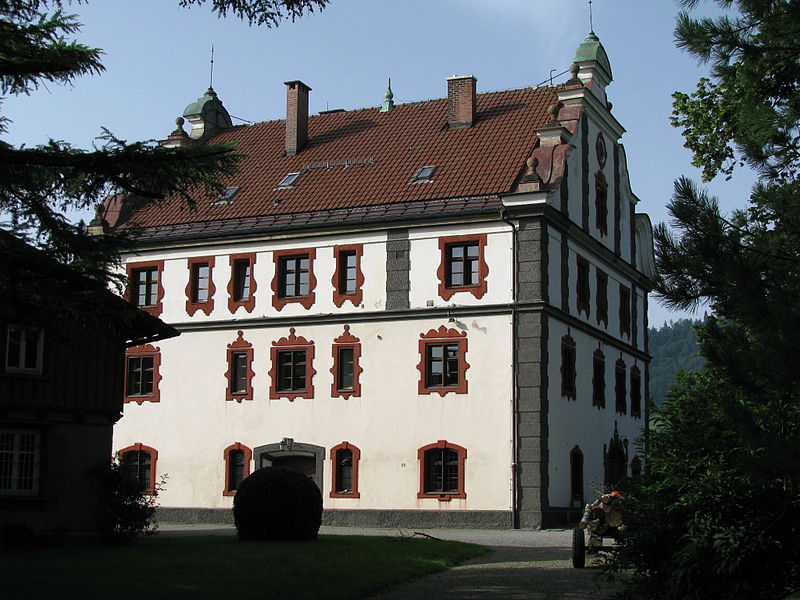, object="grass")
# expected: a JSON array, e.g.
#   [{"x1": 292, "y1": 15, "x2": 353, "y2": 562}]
[{"x1": 3, "y1": 534, "x2": 488, "y2": 600}]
